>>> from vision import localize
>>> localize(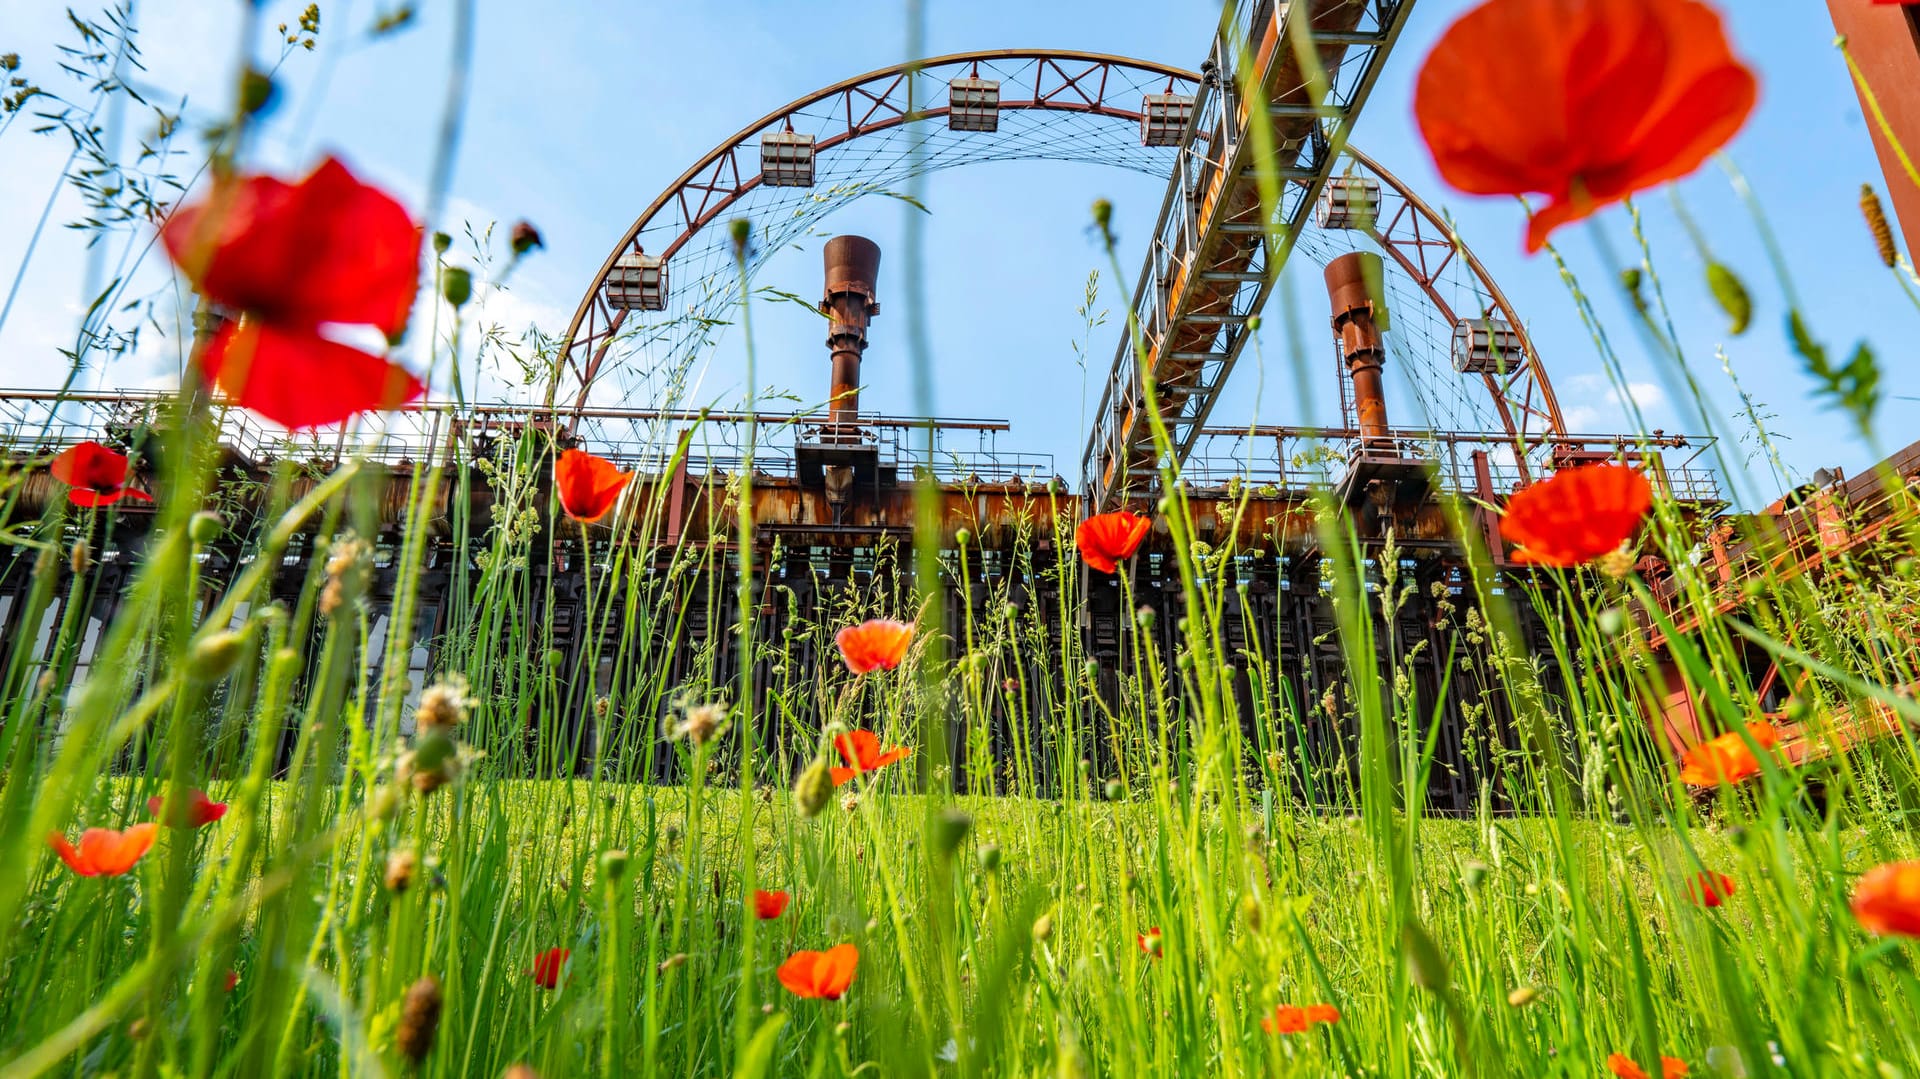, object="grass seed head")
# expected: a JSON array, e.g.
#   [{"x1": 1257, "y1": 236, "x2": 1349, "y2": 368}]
[
  {"x1": 385, "y1": 849, "x2": 417, "y2": 892},
  {"x1": 396, "y1": 975, "x2": 442, "y2": 1065}
]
